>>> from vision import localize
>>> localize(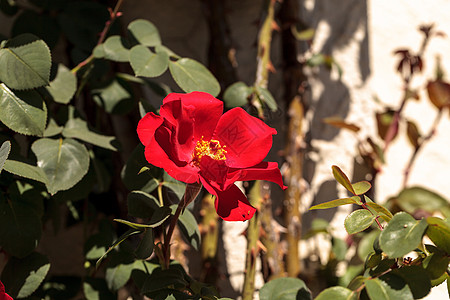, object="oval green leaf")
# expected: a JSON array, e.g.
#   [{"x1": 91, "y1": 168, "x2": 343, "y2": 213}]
[
  {"x1": 46, "y1": 64, "x2": 77, "y2": 104},
  {"x1": 315, "y1": 286, "x2": 355, "y2": 300},
  {"x1": 0, "y1": 34, "x2": 51, "y2": 89},
  {"x1": 366, "y1": 202, "x2": 393, "y2": 221},
  {"x1": 128, "y1": 19, "x2": 161, "y2": 47},
  {"x1": 344, "y1": 209, "x2": 376, "y2": 235},
  {"x1": 223, "y1": 81, "x2": 251, "y2": 108},
  {"x1": 0, "y1": 84, "x2": 47, "y2": 136},
  {"x1": 332, "y1": 165, "x2": 356, "y2": 194},
  {"x1": 256, "y1": 86, "x2": 277, "y2": 111},
  {"x1": 259, "y1": 277, "x2": 312, "y2": 300},
  {"x1": 127, "y1": 190, "x2": 160, "y2": 219},
  {"x1": 3, "y1": 160, "x2": 48, "y2": 184},
  {"x1": 365, "y1": 274, "x2": 414, "y2": 300},
  {"x1": 130, "y1": 45, "x2": 169, "y2": 78},
  {"x1": 396, "y1": 187, "x2": 450, "y2": 217},
  {"x1": 352, "y1": 181, "x2": 371, "y2": 195},
  {"x1": 169, "y1": 58, "x2": 220, "y2": 97},
  {"x1": 96, "y1": 35, "x2": 130, "y2": 62},
  {"x1": 379, "y1": 212, "x2": 428, "y2": 258},
  {"x1": 171, "y1": 205, "x2": 201, "y2": 250},
  {"x1": 134, "y1": 229, "x2": 154, "y2": 260},
  {"x1": 31, "y1": 138, "x2": 90, "y2": 195}
]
